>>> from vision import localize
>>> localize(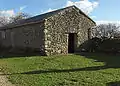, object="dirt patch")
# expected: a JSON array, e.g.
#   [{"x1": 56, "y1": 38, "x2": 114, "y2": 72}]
[{"x1": 0, "y1": 72, "x2": 15, "y2": 86}]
